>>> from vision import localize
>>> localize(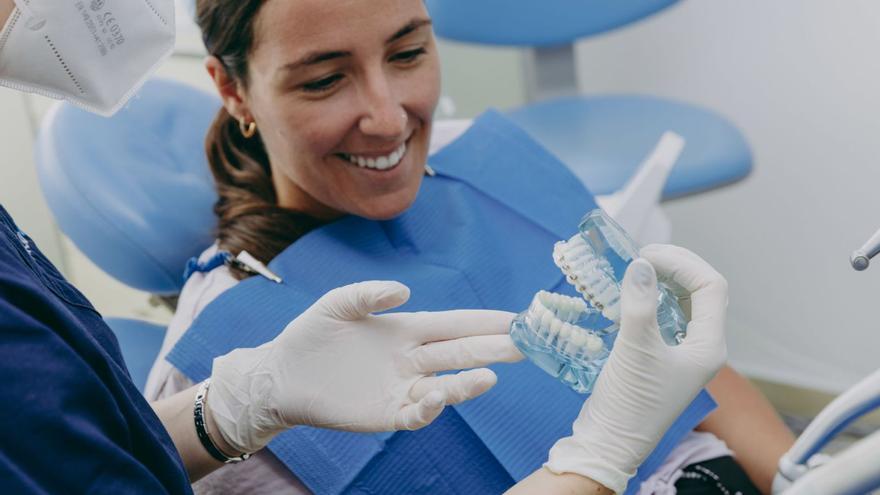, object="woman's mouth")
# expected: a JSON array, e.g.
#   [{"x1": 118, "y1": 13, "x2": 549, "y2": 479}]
[{"x1": 336, "y1": 141, "x2": 408, "y2": 172}]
